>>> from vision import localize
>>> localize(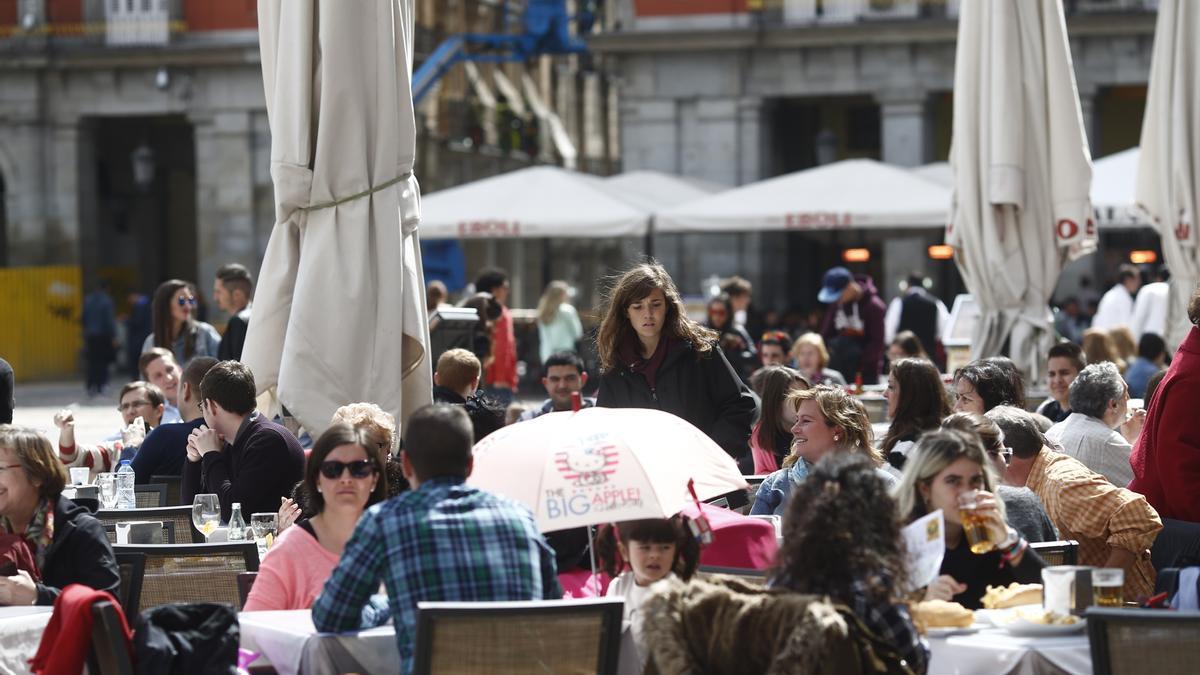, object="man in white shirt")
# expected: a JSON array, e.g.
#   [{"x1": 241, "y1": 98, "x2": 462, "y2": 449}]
[
  {"x1": 1045, "y1": 362, "x2": 1143, "y2": 487},
  {"x1": 1129, "y1": 266, "x2": 1169, "y2": 340},
  {"x1": 1092, "y1": 265, "x2": 1141, "y2": 331}
]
